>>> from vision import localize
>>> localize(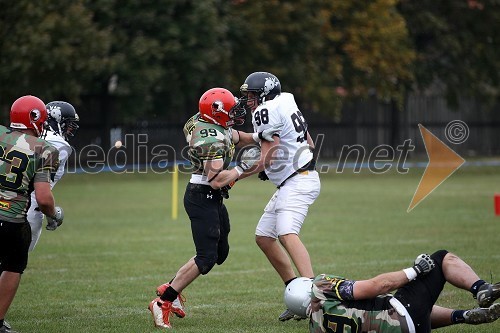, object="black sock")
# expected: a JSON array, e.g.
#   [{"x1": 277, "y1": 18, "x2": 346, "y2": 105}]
[
  {"x1": 284, "y1": 277, "x2": 297, "y2": 286},
  {"x1": 451, "y1": 310, "x2": 466, "y2": 324},
  {"x1": 470, "y1": 280, "x2": 487, "y2": 297},
  {"x1": 0, "y1": 319, "x2": 4, "y2": 327},
  {"x1": 160, "y1": 285, "x2": 179, "y2": 302}
]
